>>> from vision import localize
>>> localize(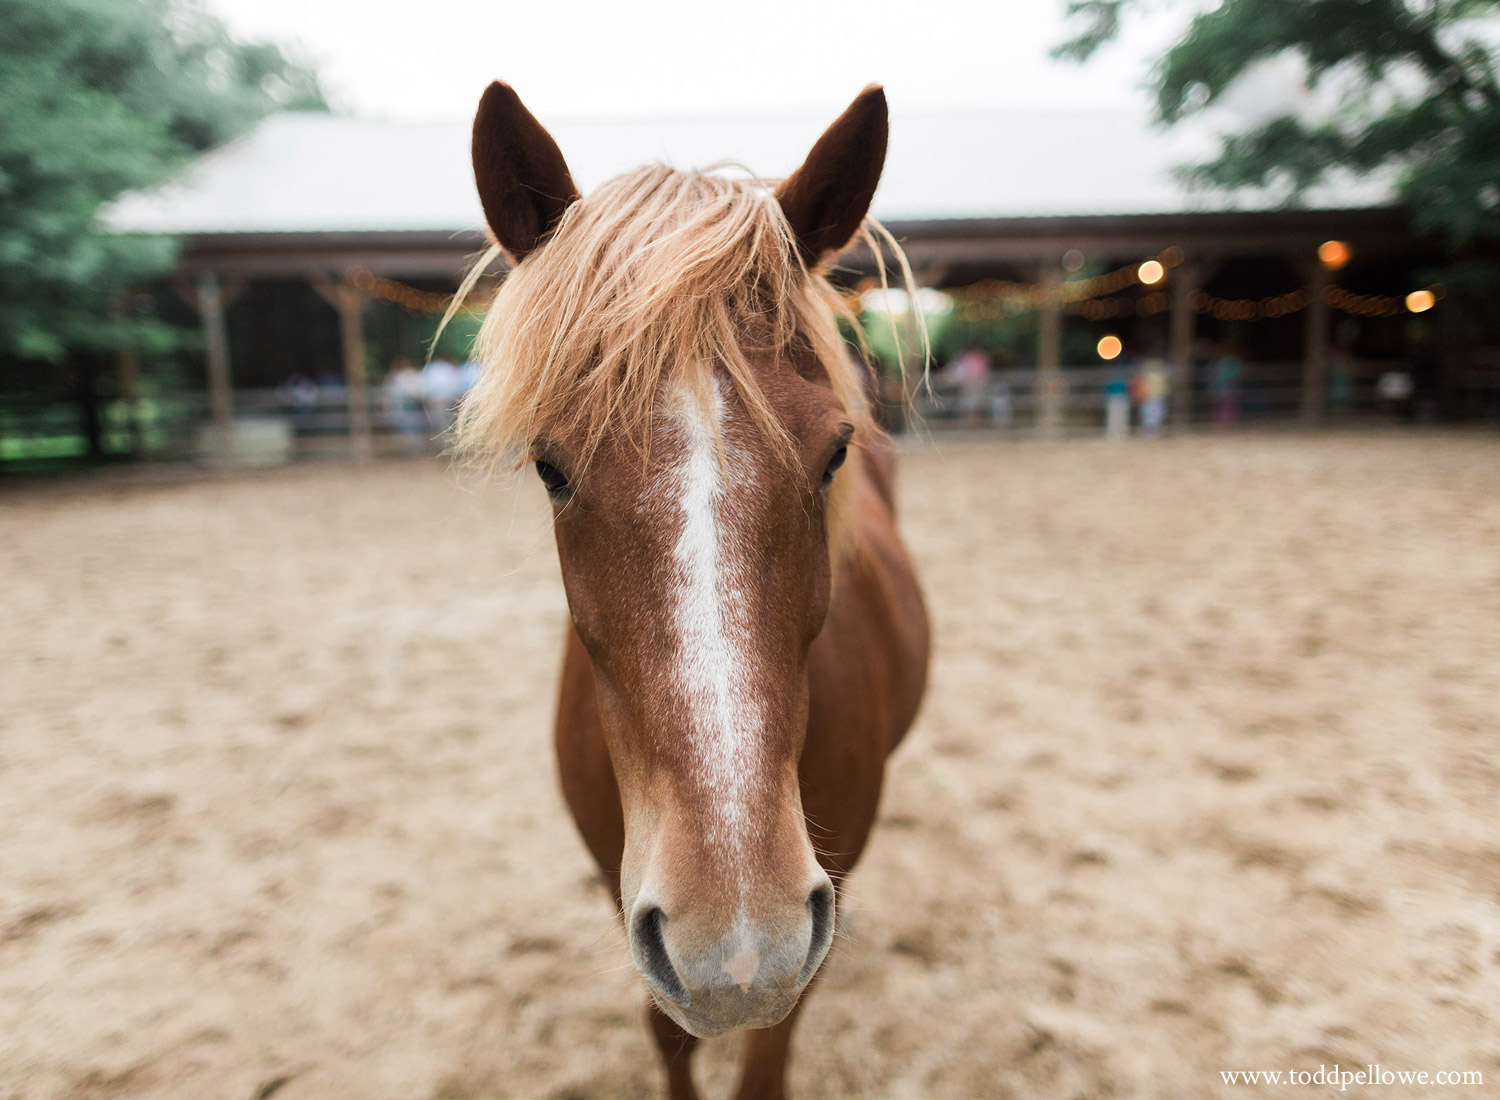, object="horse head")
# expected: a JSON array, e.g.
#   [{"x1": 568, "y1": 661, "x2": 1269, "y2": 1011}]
[{"x1": 464, "y1": 83, "x2": 889, "y2": 1037}]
